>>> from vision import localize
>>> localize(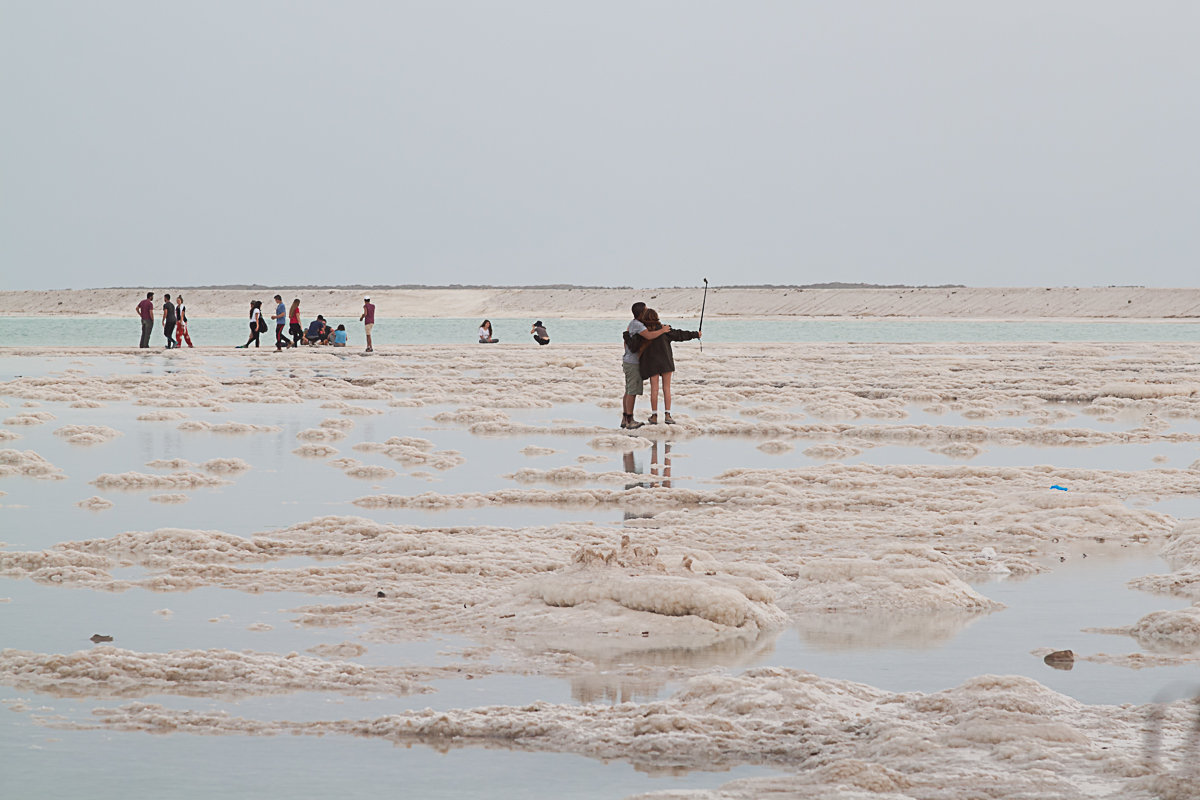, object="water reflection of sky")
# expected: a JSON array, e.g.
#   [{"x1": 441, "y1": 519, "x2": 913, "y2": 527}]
[{"x1": 3, "y1": 353, "x2": 1200, "y2": 796}]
